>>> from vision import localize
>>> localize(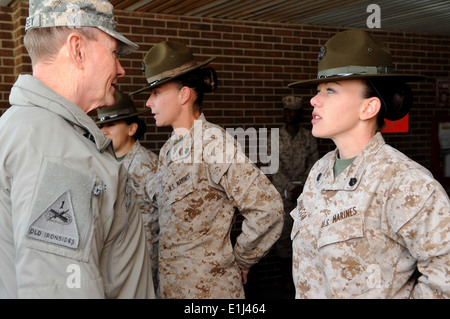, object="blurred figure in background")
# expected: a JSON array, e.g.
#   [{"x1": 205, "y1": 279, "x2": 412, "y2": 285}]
[{"x1": 269, "y1": 95, "x2": 319, "y2": 293}]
